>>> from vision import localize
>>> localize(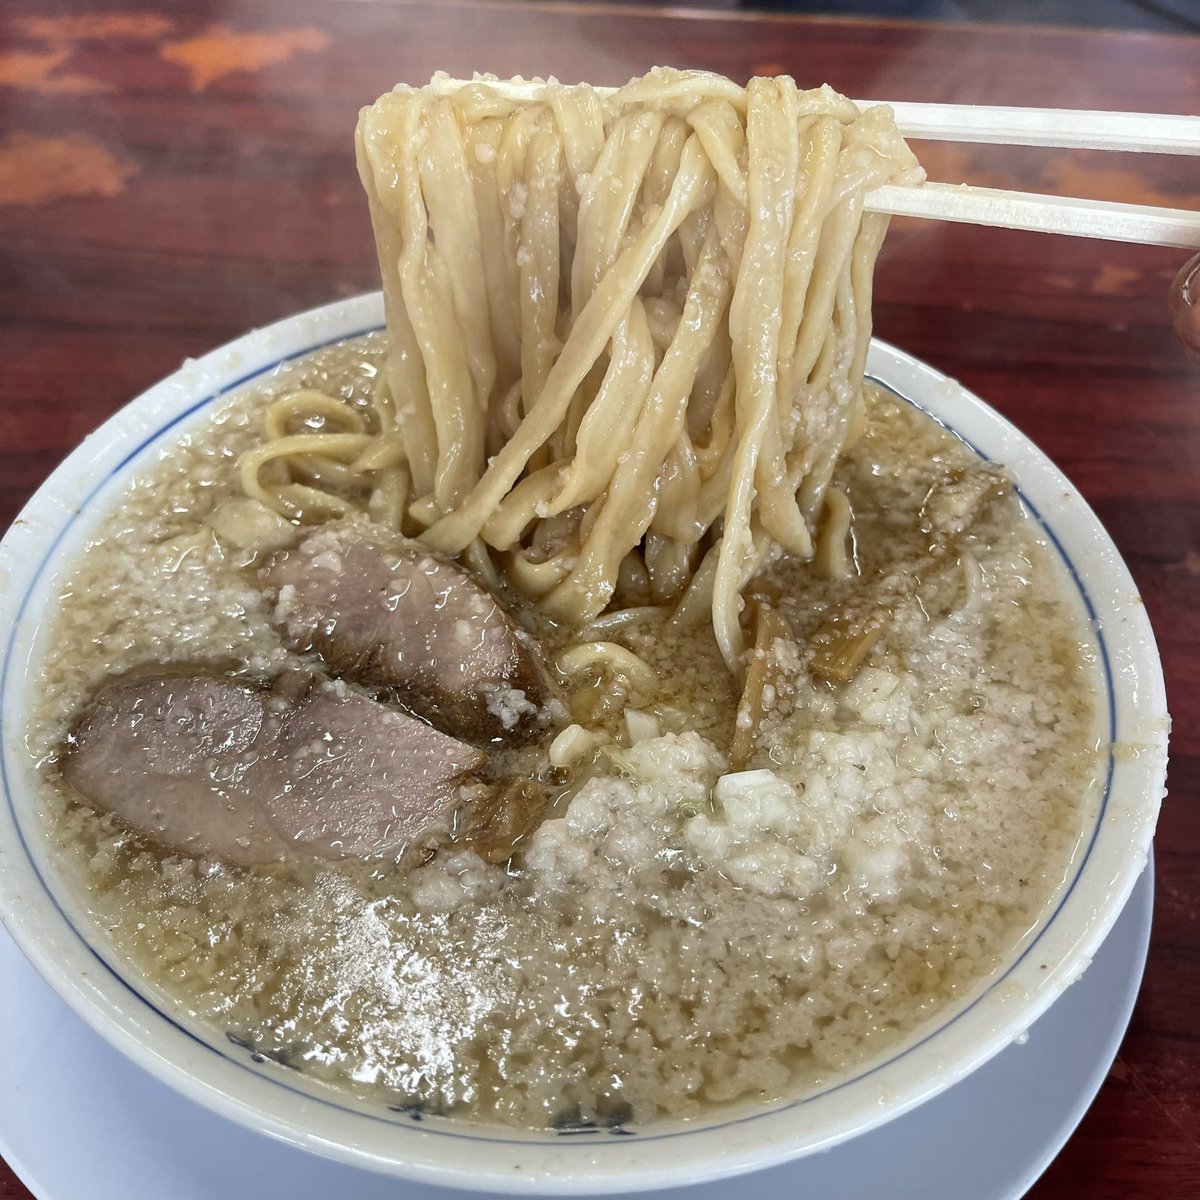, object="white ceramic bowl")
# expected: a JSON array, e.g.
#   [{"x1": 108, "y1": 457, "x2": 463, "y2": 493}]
[{"x1": 0, "y1": 294, "x2": 1169, "y2": 1194}]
